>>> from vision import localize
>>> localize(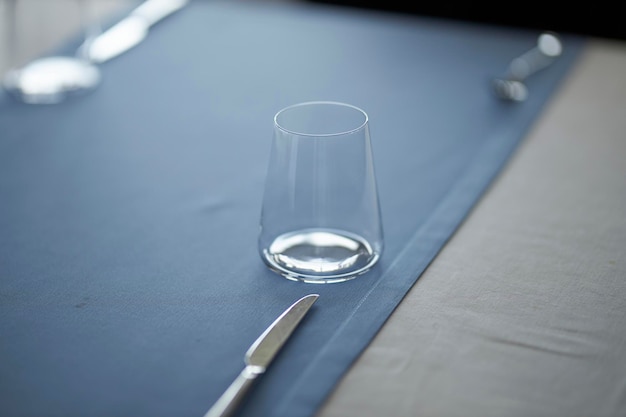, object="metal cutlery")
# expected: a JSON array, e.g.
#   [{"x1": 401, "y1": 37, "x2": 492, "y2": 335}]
[
  {"x1": 3, "y1": 0, "x2": 188, "y2": 104},
  {"x1": 81, "y1": 0, "x2": 189, "y2": 64},
  {"x1": 203, "y1": 294, "x2": 320, "y2": 417},
  {"x1": 492, "y1": 32, "x2": 563, "y2": 102}
]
